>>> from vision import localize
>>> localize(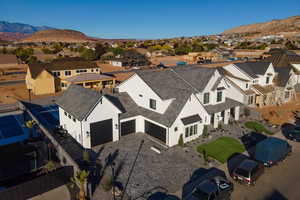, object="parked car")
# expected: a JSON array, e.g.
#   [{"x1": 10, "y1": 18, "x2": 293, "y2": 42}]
[
  {"x1": 182, "y1": 168, "x2": 233, "y2": 200},
  {"x1": 286, "y1": 129, "x2": 300, "y2": 142},
  {"x1": 254, "y1": 137, "x2": 292, "y2": 167},
  {"x1": 231, "y1": 159, "x2": 264, "y2": 185}
]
